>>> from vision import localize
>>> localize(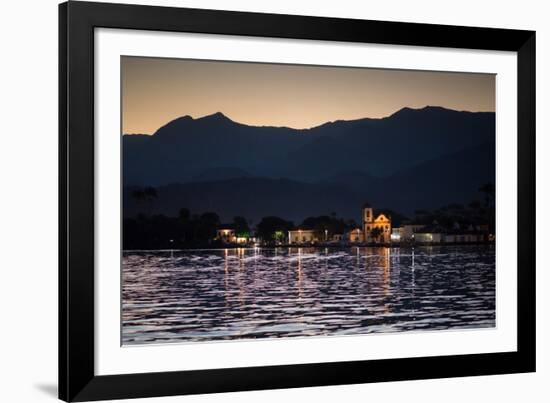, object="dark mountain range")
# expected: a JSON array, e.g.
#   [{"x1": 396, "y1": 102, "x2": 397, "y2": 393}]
[
  {"x1": 379, "y1": 141, "x2": 495, "y2": 213},
  {"x1": 320, "y1": 141, "x2": 495, "y2": 215},
  {"x1": 124, "y1": 178, "x2": 365, "y2": 224},
  {"x1": 123, "y1": 106, "x2": 495, "y2": 221},
  {"x1": 124, "y1": 141, "x2": 495, "y2": 221},
  {"x1": 189, "y1": 166, "x2": 251, "y2": 182},
  {"x1": 123, "y1": 112, "x2": 307, "y2": 186},
  {"x1": 123, "y1": 106, "x2": 495, "y2": 186}
]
